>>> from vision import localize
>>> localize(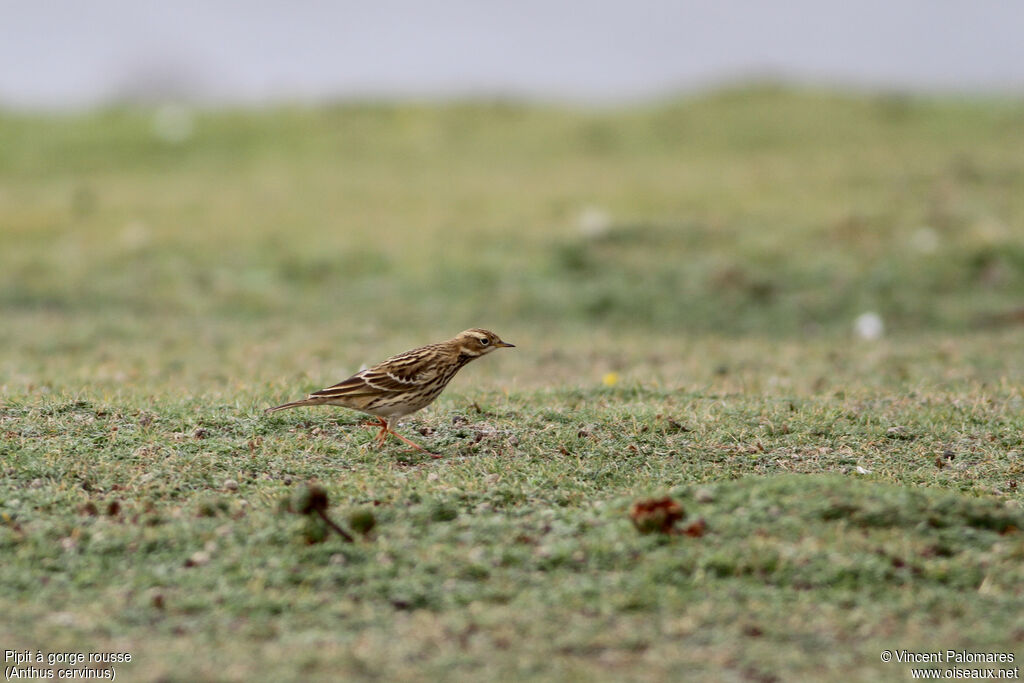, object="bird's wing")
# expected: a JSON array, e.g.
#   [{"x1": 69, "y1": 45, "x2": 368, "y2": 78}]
[{"x1": 307, "y1": 346, "x2": 442, "y2": 399}]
